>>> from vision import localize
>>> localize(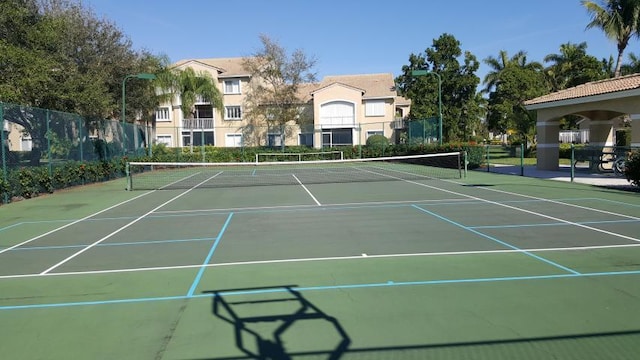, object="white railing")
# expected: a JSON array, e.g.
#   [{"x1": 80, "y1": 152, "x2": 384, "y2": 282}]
[
  {"x1": 319, "y1": 116, "x2": 355, "y2": 127},
  {"x1": 391, "y1": 118, "x2": 405, "y2": 129},
  {"x1": 559, "y1": 130, "x2": 589, "y2": 144},
  {"x1": 182, "y1": 118, "x2": 214, "y2": 129}
]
